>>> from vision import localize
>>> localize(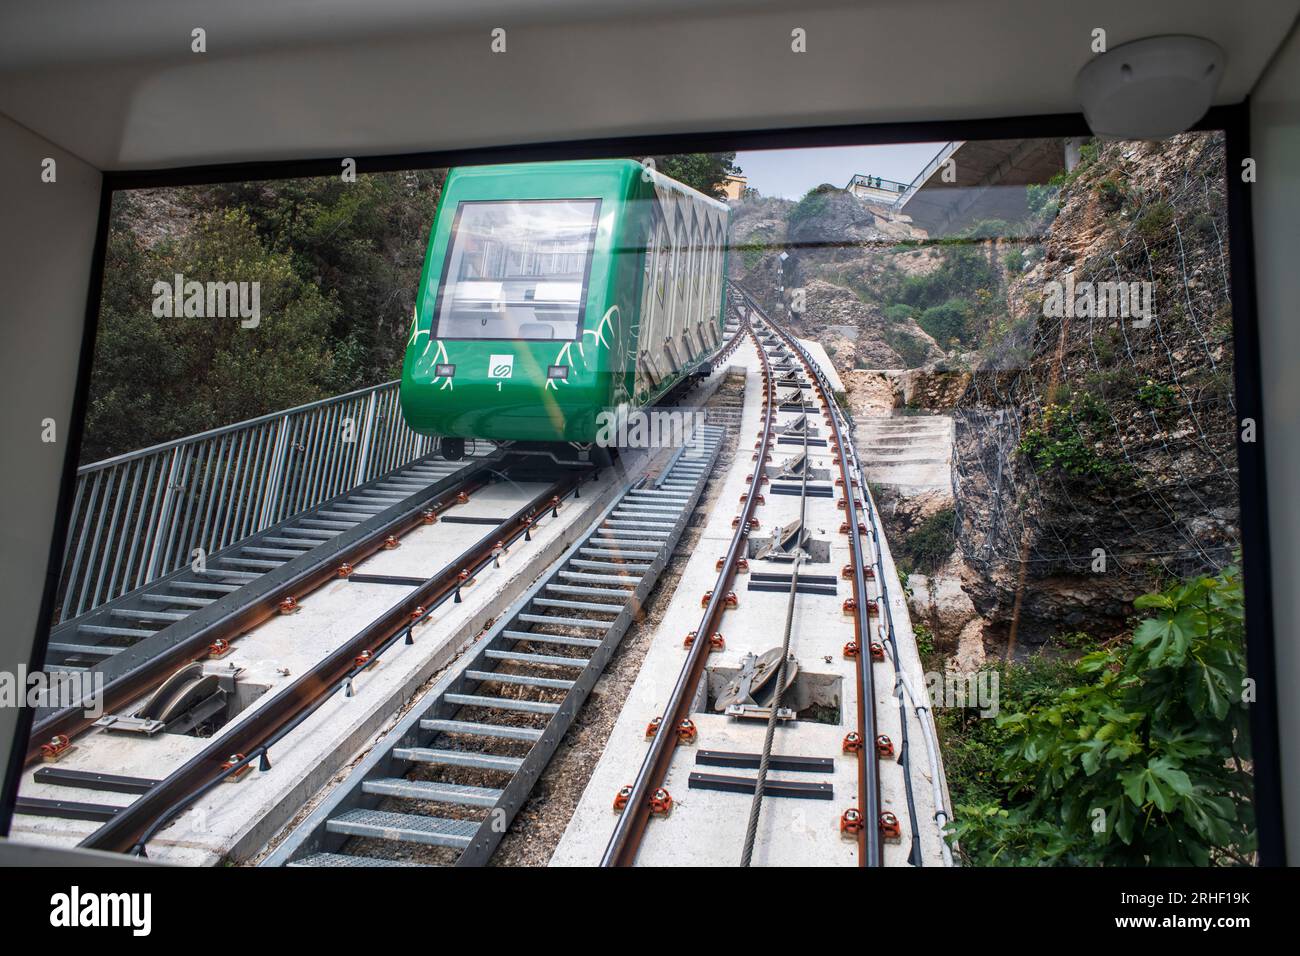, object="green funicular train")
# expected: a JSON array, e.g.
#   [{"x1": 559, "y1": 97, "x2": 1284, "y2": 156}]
[{"x1": 399, "y1": 159, "x2": 731, "y2": 464}]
